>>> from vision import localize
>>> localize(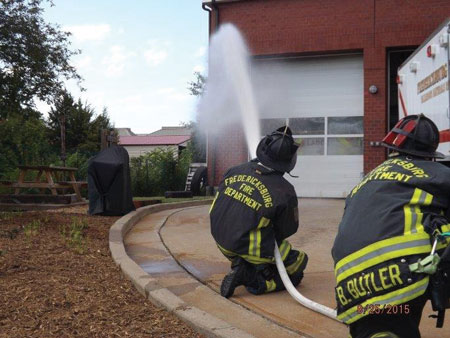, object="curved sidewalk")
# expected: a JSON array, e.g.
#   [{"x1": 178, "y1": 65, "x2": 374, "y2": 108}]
[{"x1": 114, "y1": 199, "x2": 450, "y2": 338}]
